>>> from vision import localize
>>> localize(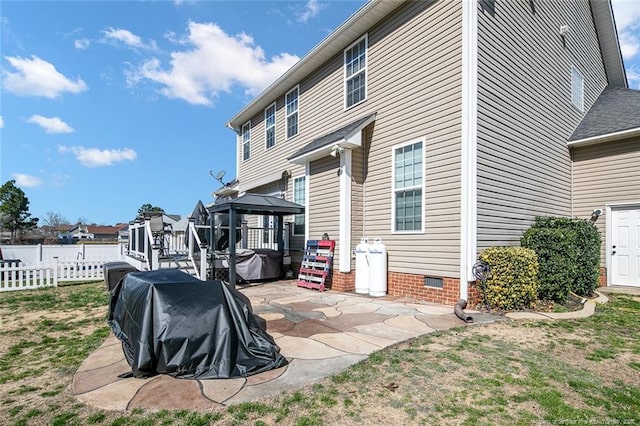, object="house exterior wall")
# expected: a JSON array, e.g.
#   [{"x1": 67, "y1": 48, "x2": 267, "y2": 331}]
[
  {"x1": 571, "y1": 137, "x2": 640, "y2": 266},
  {"x1": 236, "y1": 0, "x2": 464, "y2": 280},
  {"x1": 476, "y1": 0, "x2": 608, "y2": 250}
]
